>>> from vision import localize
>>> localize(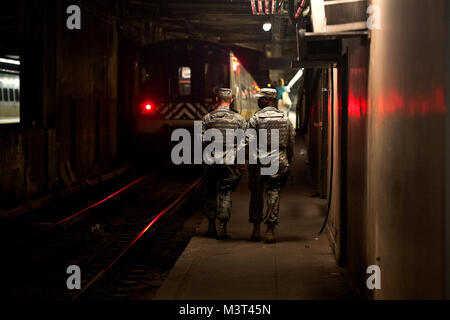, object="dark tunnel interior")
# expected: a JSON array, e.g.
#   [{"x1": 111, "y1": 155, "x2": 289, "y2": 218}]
[{"x1": 0, "y1": 0, "x2": 449, "y2": 306}]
